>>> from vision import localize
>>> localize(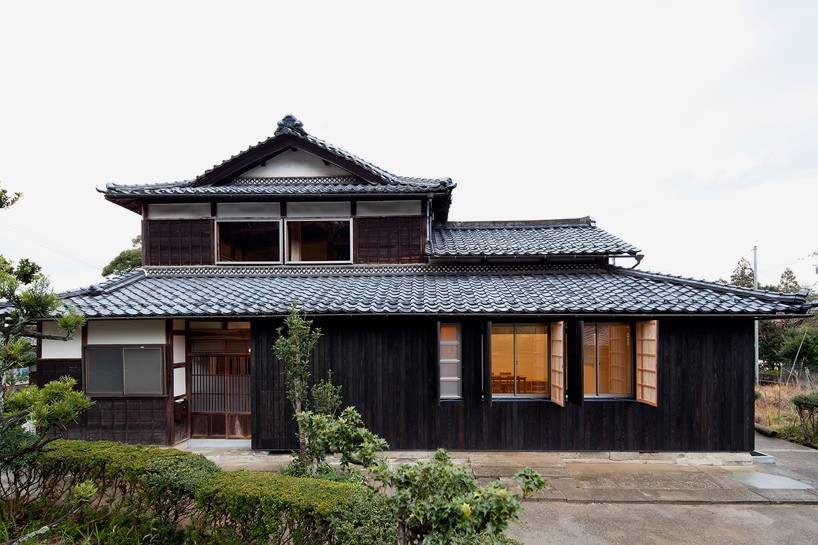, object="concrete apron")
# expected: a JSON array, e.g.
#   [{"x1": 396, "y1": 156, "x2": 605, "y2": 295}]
[{"x1": 180, "y1": 443, "x2": 818, "y2": 505}]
